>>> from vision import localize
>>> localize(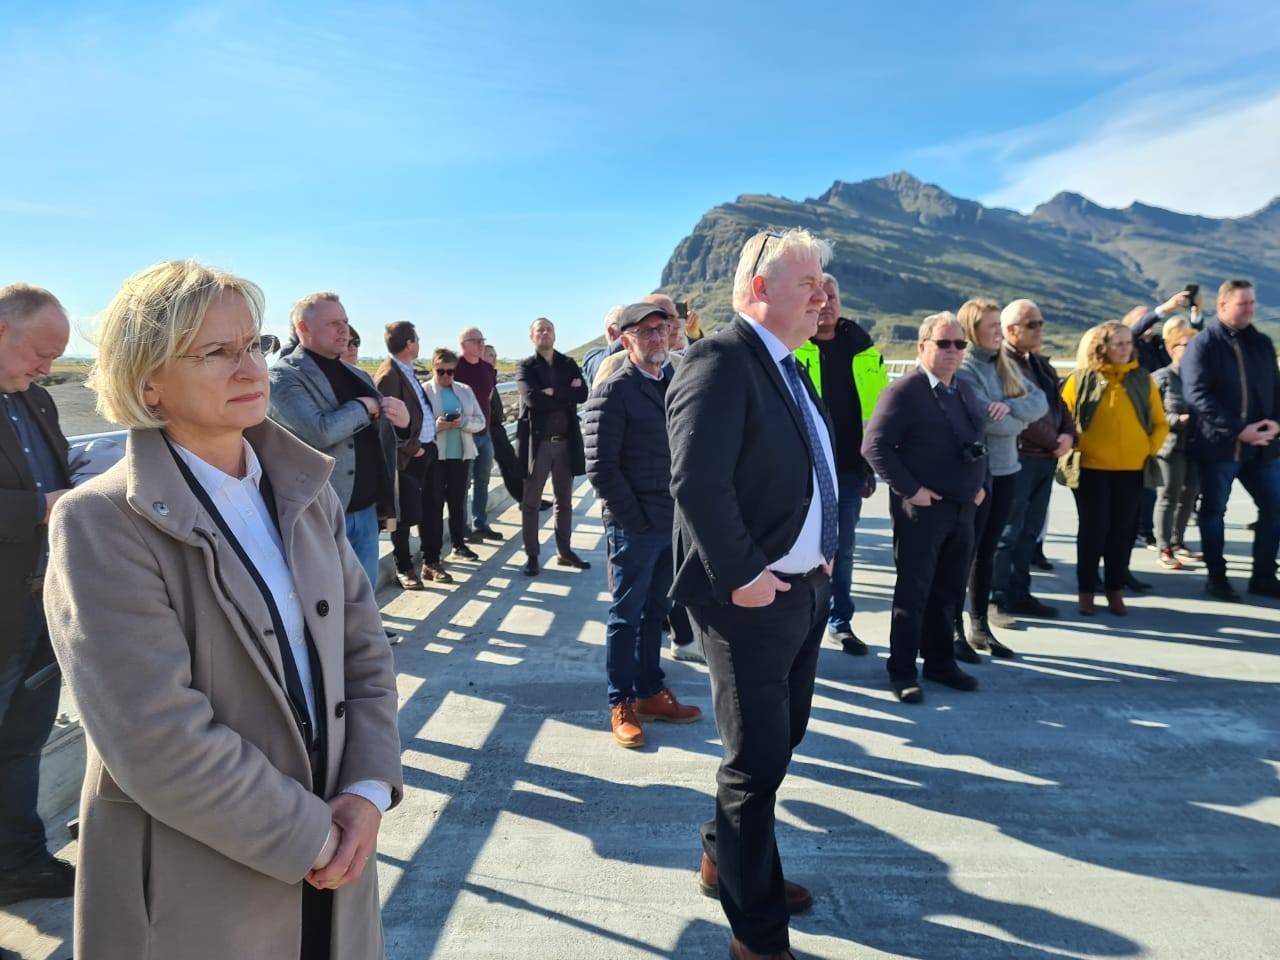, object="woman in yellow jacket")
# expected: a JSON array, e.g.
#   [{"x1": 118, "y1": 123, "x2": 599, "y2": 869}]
[{"x1": 1062, "y1": 322, "x2": 1169, "y2": 615}]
